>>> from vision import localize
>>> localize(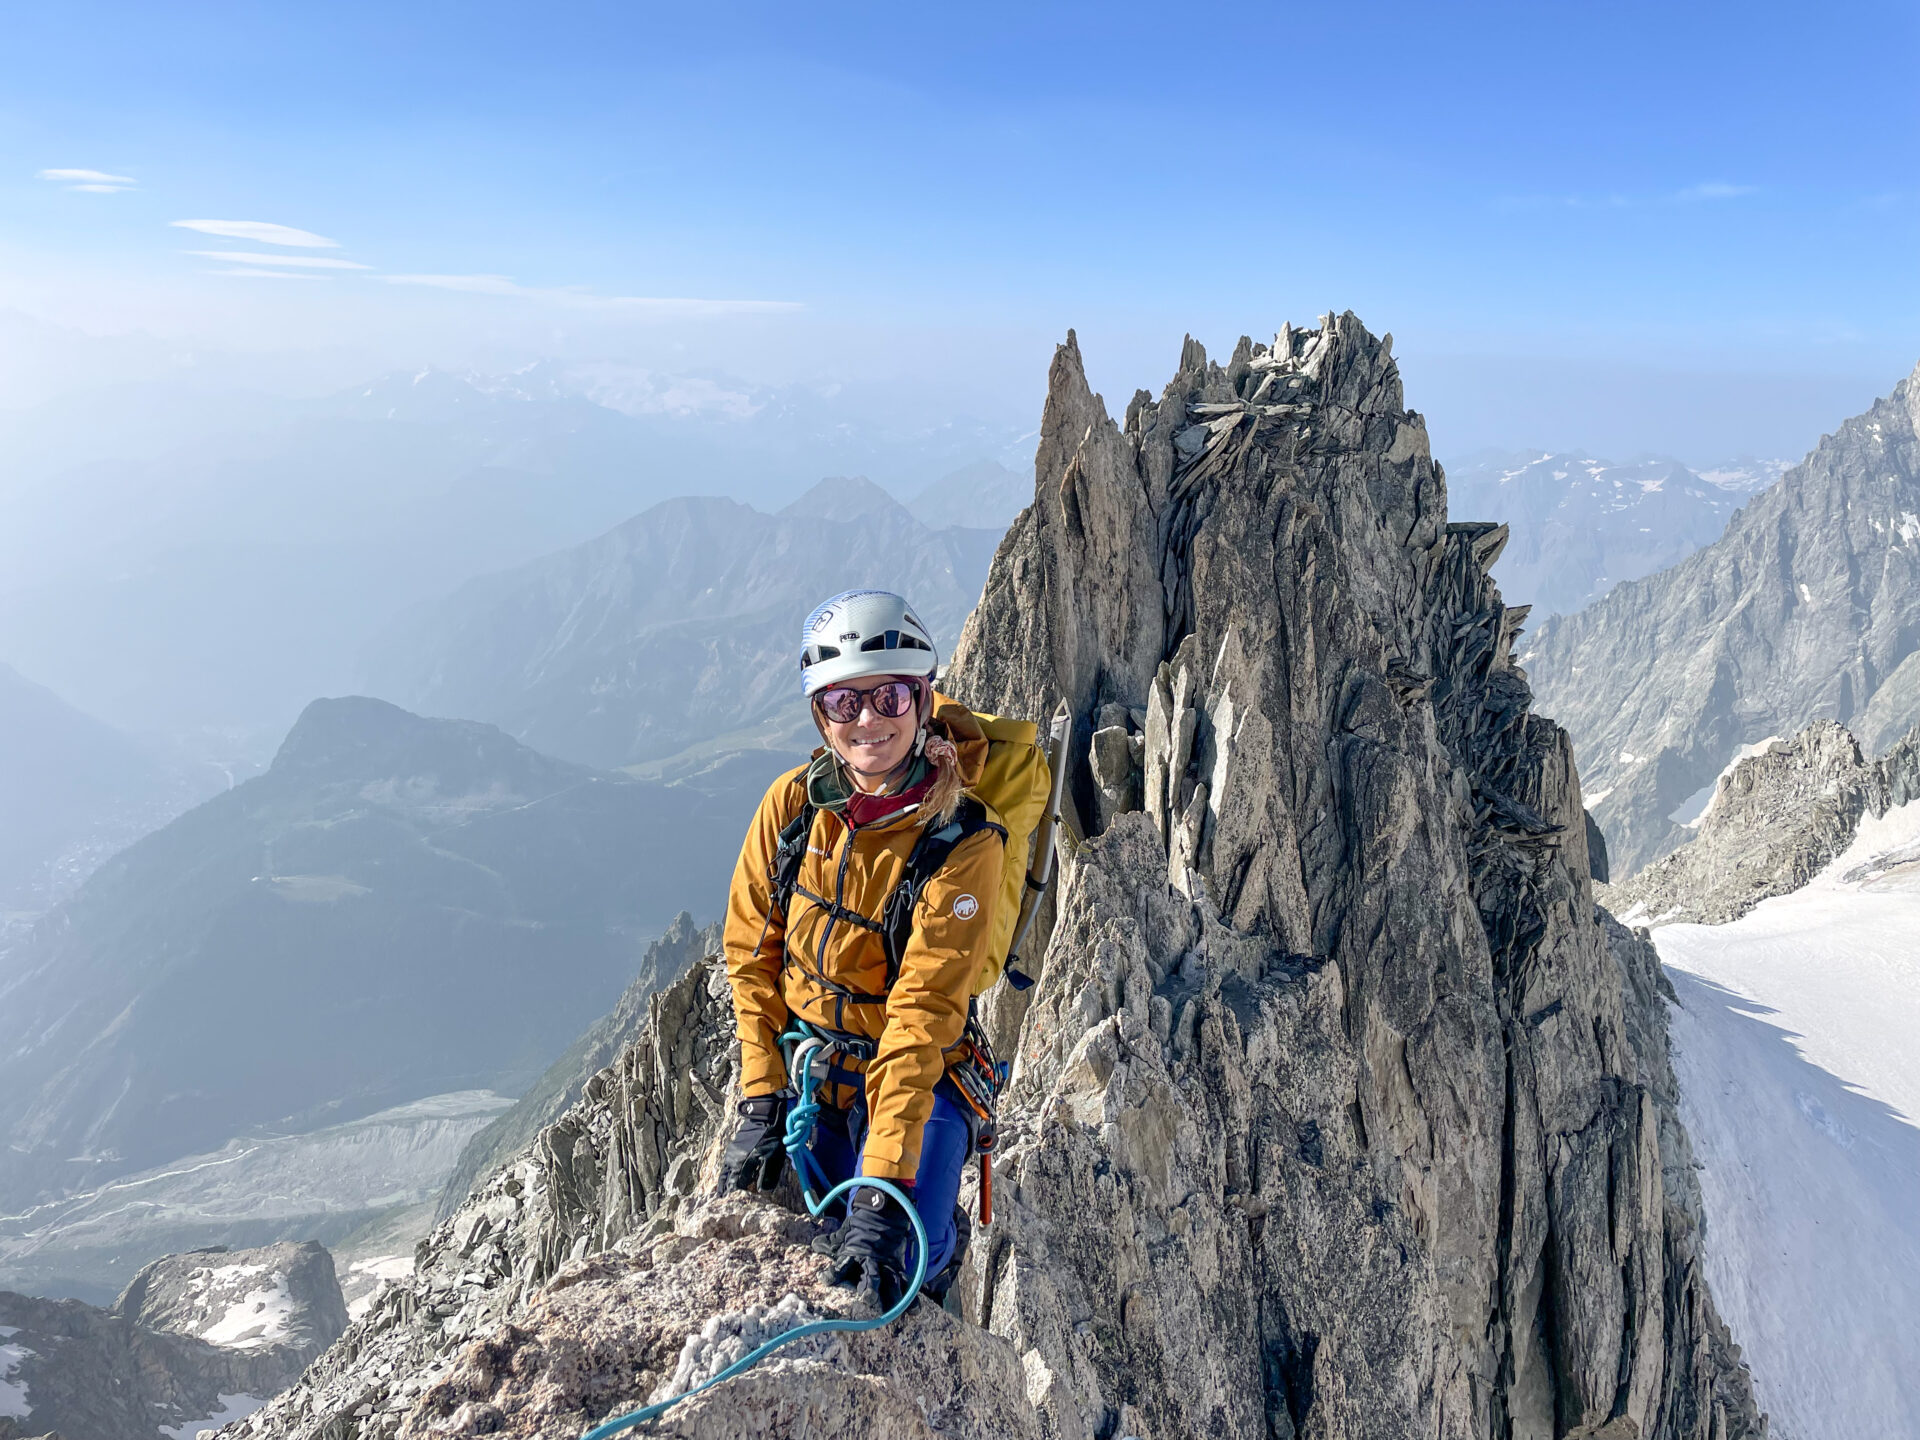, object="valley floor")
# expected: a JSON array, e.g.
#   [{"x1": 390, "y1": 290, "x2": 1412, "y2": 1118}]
[
  {"x1": 1654, "y1": 802, "x2": 1920, "y2": 1440},
  {"x1": 0, "y1": 1090, "x2": 507, "y2": 1303}
]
